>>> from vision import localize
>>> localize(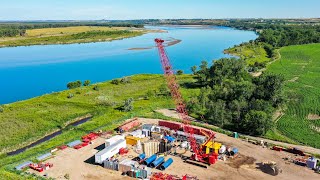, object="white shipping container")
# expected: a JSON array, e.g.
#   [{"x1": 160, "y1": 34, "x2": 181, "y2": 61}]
[
  {"x1": 129, "y1": 129, "x2": 145, "y2": 138},
  {"x1": 95, "y1": 139, "x2": 126, "y2": 164},
  {"x1": 105, "y1": 135, "x2": 125, "y2": 147}
]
